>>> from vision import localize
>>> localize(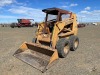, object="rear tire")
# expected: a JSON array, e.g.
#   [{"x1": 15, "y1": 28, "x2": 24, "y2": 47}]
[
  {"x1": 69, "y1": 35, "x2": 79, "y2": 51},
  {"x1": 56, "y1": 38, "x2": 70, "y2": 58}
]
